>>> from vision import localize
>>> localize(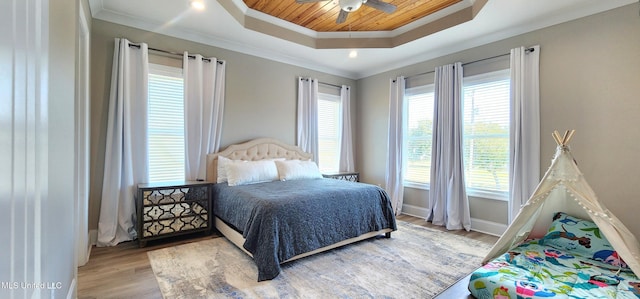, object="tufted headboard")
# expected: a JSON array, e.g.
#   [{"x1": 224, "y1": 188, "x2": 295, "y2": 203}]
[{"x1": 206, "y1": 138, "x2": 313, "y2": 182}]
